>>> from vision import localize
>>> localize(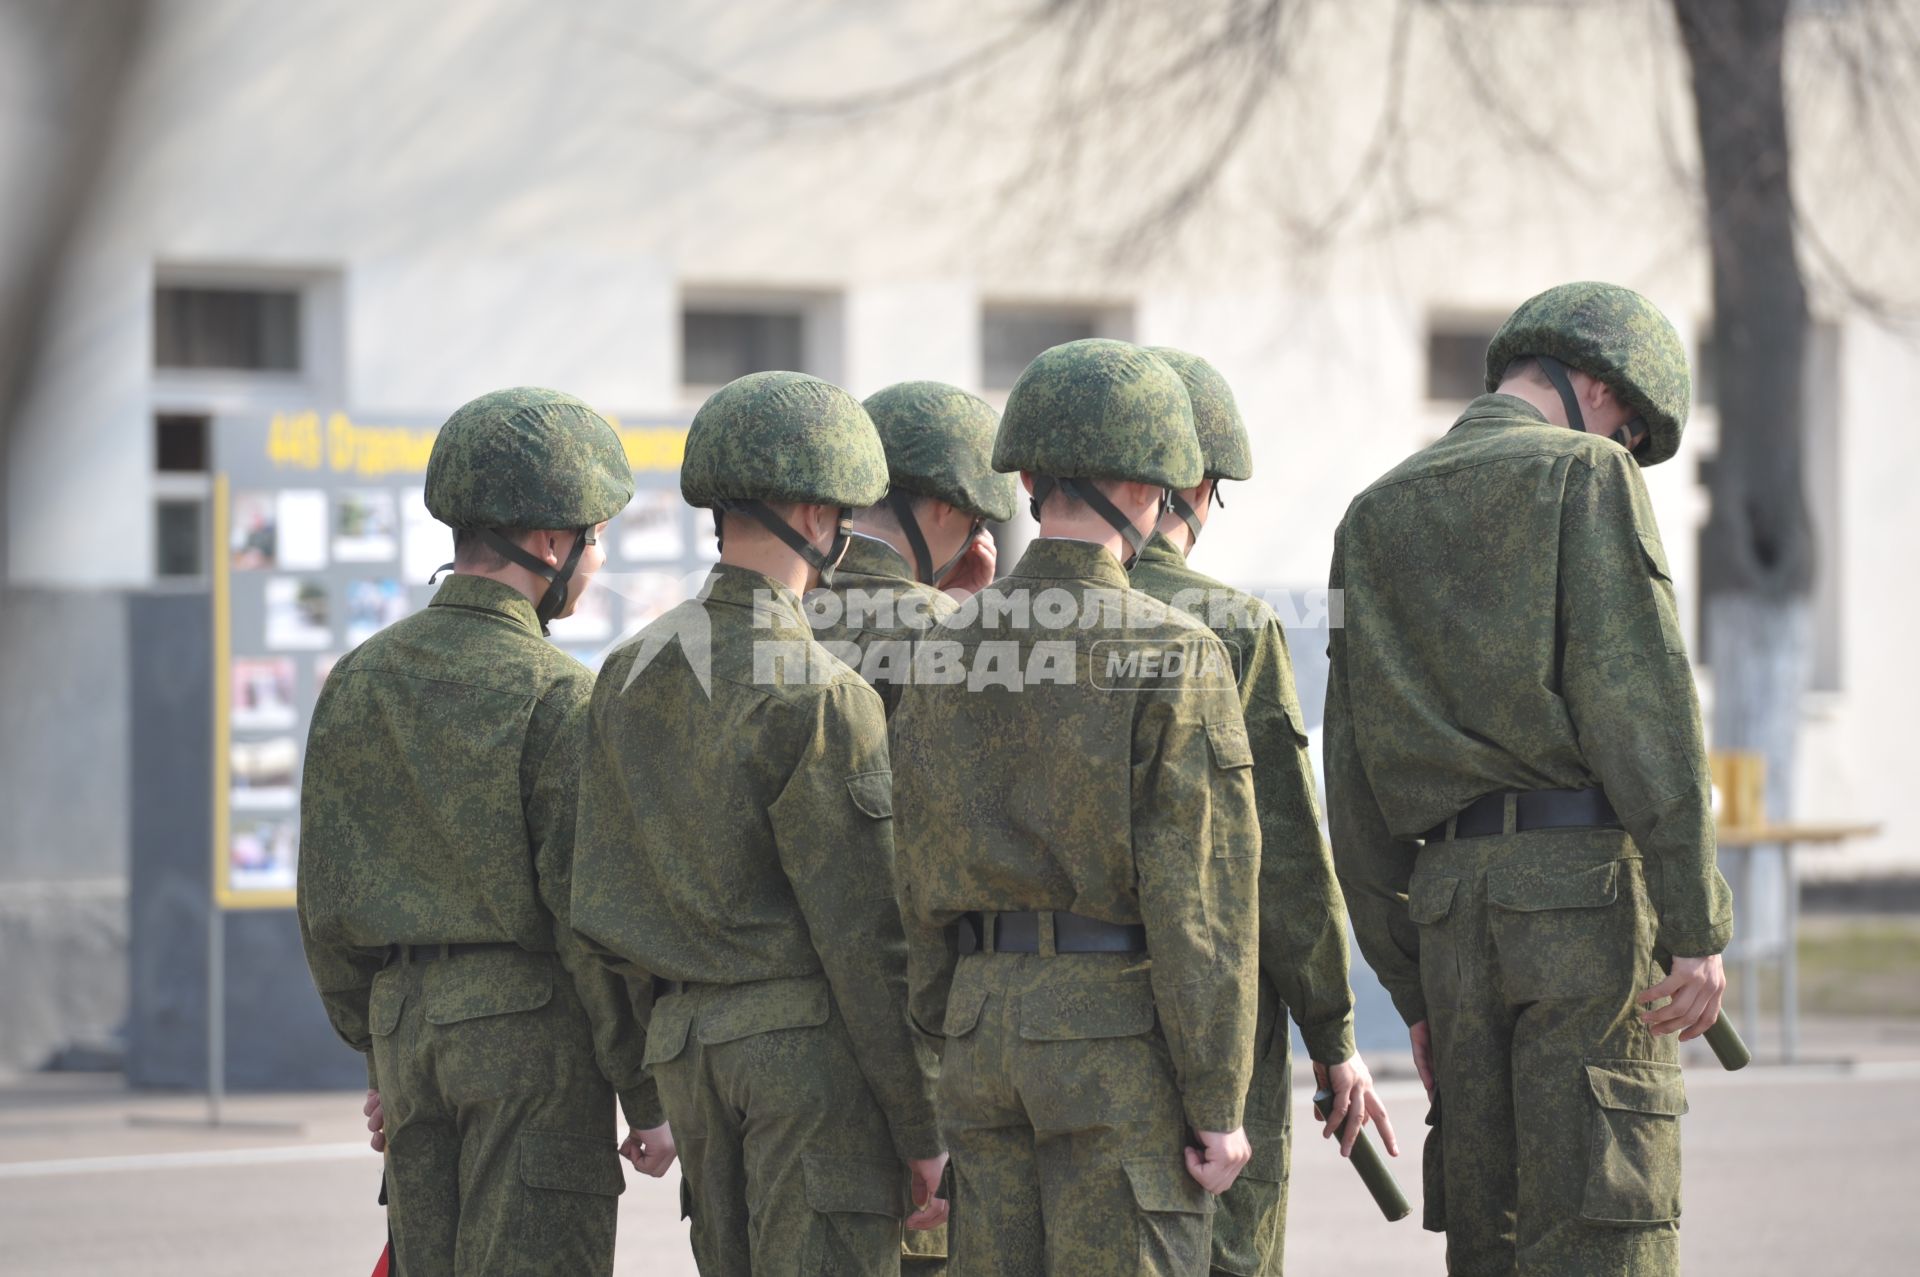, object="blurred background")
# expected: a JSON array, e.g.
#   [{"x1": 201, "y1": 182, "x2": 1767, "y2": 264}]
[{"x1": 2, "y1": 1, "x2": 1917, "y2": 1273}]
